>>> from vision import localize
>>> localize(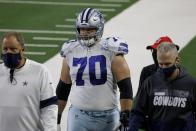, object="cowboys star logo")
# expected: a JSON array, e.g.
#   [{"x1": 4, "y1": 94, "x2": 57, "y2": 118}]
[{"x1": 23, "y1": 81, "x2": 28, "y2": 86}]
